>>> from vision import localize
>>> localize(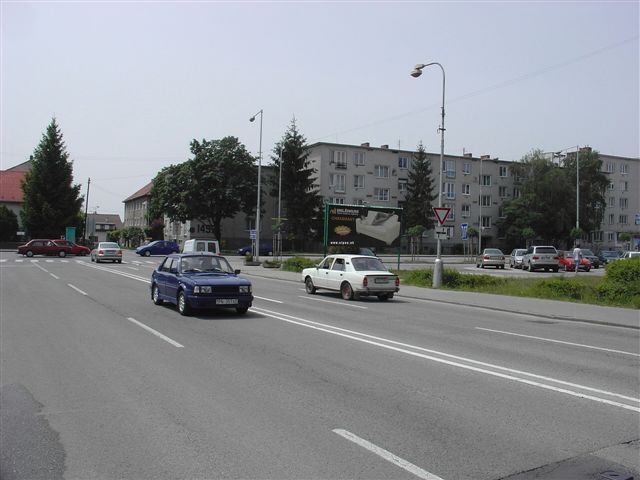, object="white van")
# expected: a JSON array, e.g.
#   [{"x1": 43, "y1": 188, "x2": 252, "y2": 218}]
[{"x1": 182, "y1": 239, "x2": 220, "y2": 255}]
